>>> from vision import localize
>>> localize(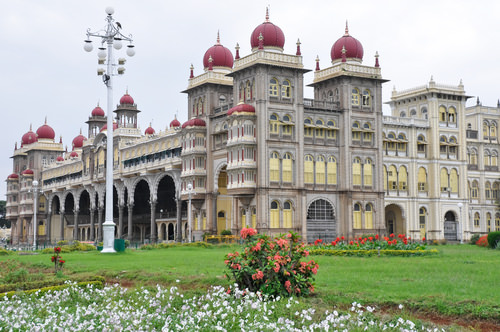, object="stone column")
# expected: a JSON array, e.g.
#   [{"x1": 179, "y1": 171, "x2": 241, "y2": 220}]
[
  {"x1": 97, "y1": 206, "x2": 104, "y2": 242},
  {"x1": 150, "y1": 201, "x2": 157, "y2": 243},
  {"x1": 118, "y1": 205, "x2": 124, "y2": 239},
  {"x1": 46, "y1": 209, "x2": 52, "y2": 243},
  {"x1": 212, "y1": 192, "x2": 218, "y2": 234},
  {"x1": 59, "y1": 210, "x2": 65, "y2": 241},
  {"x1": 127, "y1": 203, "x2": 134, "y2": 241},
  {"x1": 90, "y1": 208, "x2": 95, "y2": 241},
  {"x1": 73, "y1": 209, "x2": 79, "y2": 241},
  {"x1": 246, "y1": 206, "x2": 251, "y2": 228},
  {"x1": 176, "y1": 197, "x2": 182, "y2": 242}
]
